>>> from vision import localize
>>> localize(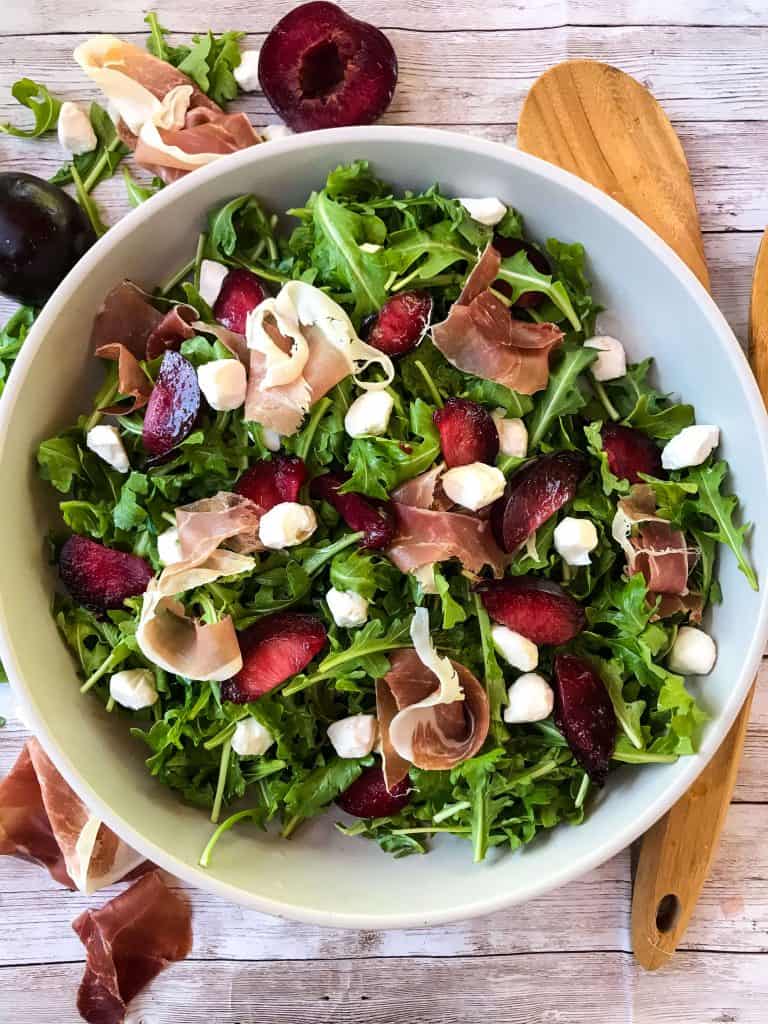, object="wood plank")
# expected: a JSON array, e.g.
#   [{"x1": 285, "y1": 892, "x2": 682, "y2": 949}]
[
  {"x1": 1, "y1": 1, "x2": 765, "y2": 35},
  {"x1": 2, "y1": 951, "x2": 768, "y2": 1024},
  {"x1": 0, "y1": 850, "x2": 630, "y2": 964},
  {"x1": 1, "y1": 119, "x2": 764, "y2": 234},
  {"x1": 1, "y1": 28, "x2": 767, "y2": 126}
]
